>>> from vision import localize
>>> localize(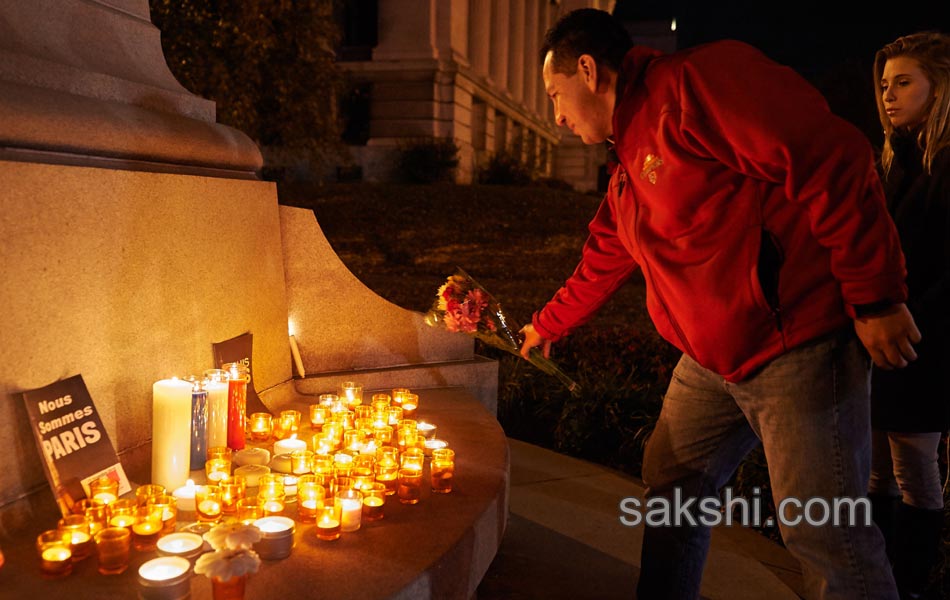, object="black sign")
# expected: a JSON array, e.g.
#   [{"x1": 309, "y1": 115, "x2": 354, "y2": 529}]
[
  {"x1": 212, "y1": 331, "x2": 269, "y2": 415},
  {"x1": 21, "y1": 374, "x2": 130, "y2": 517}
]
